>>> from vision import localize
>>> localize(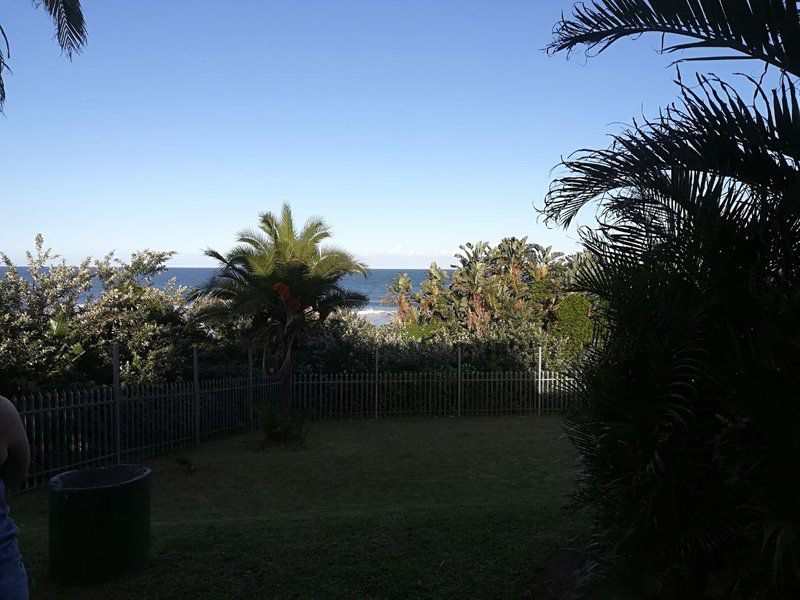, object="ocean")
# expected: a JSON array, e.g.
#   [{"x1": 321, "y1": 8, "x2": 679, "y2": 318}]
[{"x1": 1, "y1": 267, "x2": 437, "y2": 326}]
